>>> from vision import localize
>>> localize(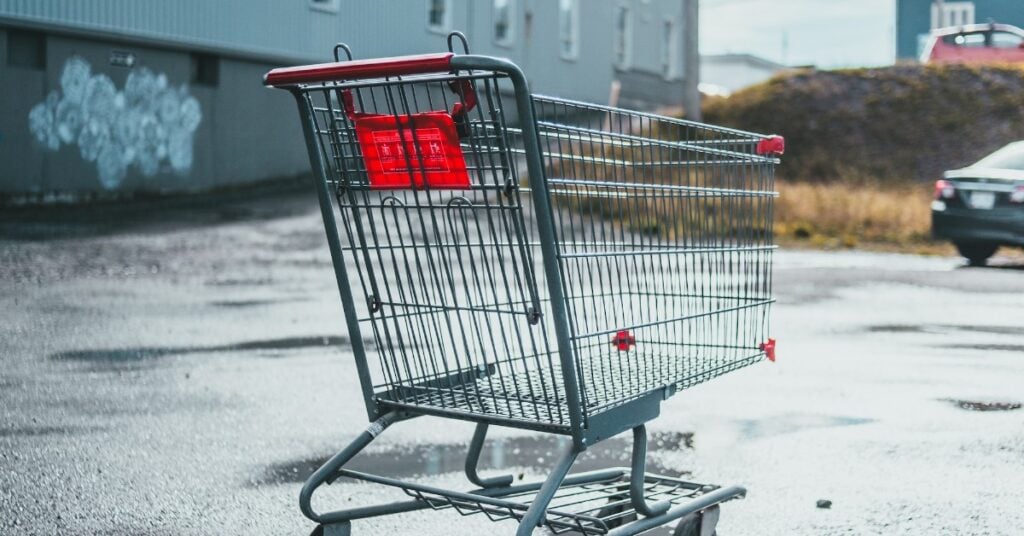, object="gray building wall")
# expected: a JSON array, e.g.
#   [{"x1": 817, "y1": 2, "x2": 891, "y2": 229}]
[
  {"x1": 1, "y1": 28, "x2": 307, "y2": 199},
  {"x1": 897, "y1": 0, "x2": 1024, "y2": 59},
  {"x1": 1, "y1": 1, "x2": 696, "y2": 201}
]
